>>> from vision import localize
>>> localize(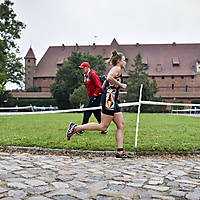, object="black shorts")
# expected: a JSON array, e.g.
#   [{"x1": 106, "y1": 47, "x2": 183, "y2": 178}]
[
  {"x1": 101, "y1": 89, "x2": 120, "y2": 116},
  {"x1": 102, "y1": 104, "x2": 120, "y2": 116}
]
